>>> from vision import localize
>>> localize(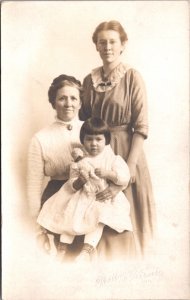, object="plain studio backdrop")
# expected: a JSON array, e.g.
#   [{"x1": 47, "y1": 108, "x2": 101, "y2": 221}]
[{"x1": 2, "y1": 1, "x2": 189, "y2": 299}]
